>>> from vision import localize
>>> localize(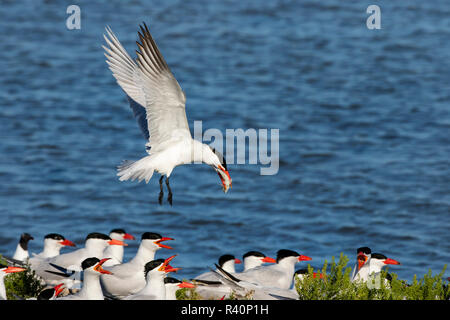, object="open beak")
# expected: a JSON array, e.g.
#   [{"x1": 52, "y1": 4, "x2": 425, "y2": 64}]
[
  {"x1": 158, "y1": 255, "x2": 181, "y2": 273},
  {"x1": 298, "y1": 255, "x2": 312, "y2": 262},
  {"x1": 384, "y1": 258, "x2": 401, "y2": 265},
  {"x1": 124, "y1": 233, "x2": 135, "y2": 240},
  {"x1": 4, "y1": 266, "x2": 26, "y2": 274},
  {"x1": 108, "y1": 239, "x2": 127, "y2": 246},
  {"x1": 60, "y1": 239, "x2": 76, "y2": 247},
  {"x1": 357, "y1": 254, "x2": 368, "y2": 270},
  {"x1": 94, "y1": 258, "x2": 113, "y2": 274},
  {"x1": 262, "y1": 257, "x2": 276, "y2": 263},
  {"x1": 54, "y1": 283, "x2": 65, "y2": 297},
  {"x1": 217, "y1": 165, "x2": 232, "y2": 193},
  {"x1": 234, "y1": 258, "x2": 242, "y2": 264},
  {"x1": 178, "y1": 282, "x2": 196, "y2": 288},
  {"x1": 154, "y1": 237, "x2": 174, "y2": 249}
]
